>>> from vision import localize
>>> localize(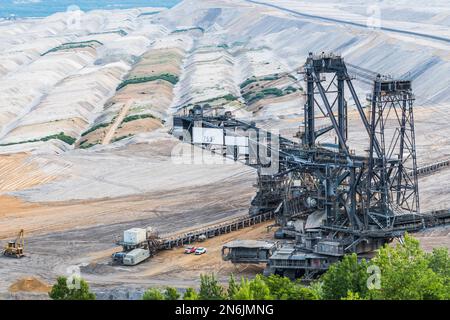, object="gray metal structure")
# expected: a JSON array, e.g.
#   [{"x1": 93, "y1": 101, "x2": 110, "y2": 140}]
[
  {"x1": 222, "y1": 240, "x2": 276, "y2": 264},
  {"x1": 172, "y1": 52, "x2": 450, "y2": 278}
]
